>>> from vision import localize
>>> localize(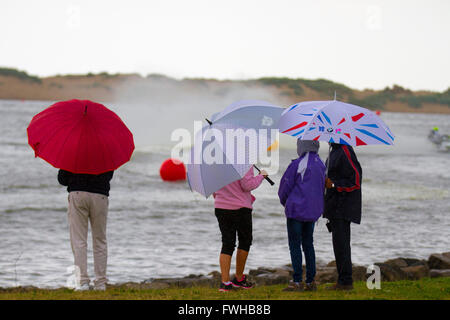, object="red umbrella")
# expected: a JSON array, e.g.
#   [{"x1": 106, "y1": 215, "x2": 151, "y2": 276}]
[{"x1": 27, "y1": 99, "x2": 135, "y2": 174}]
